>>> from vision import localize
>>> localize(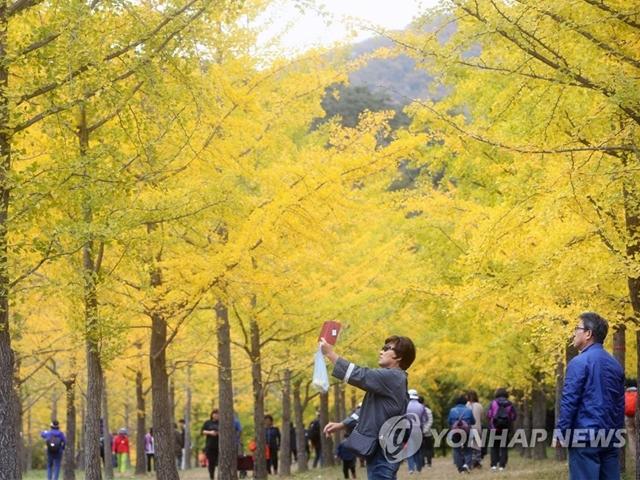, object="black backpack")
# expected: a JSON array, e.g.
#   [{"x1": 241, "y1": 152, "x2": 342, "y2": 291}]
[
  {"x1": 494, "y1": 400, "x2": 512, "y2": 430},
  {"x1": 47, "y1": 435, "x2": 62, "y2": 454},
  {"x1": 308, "y1": 420, "x2": 320, "y2": 442}
]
